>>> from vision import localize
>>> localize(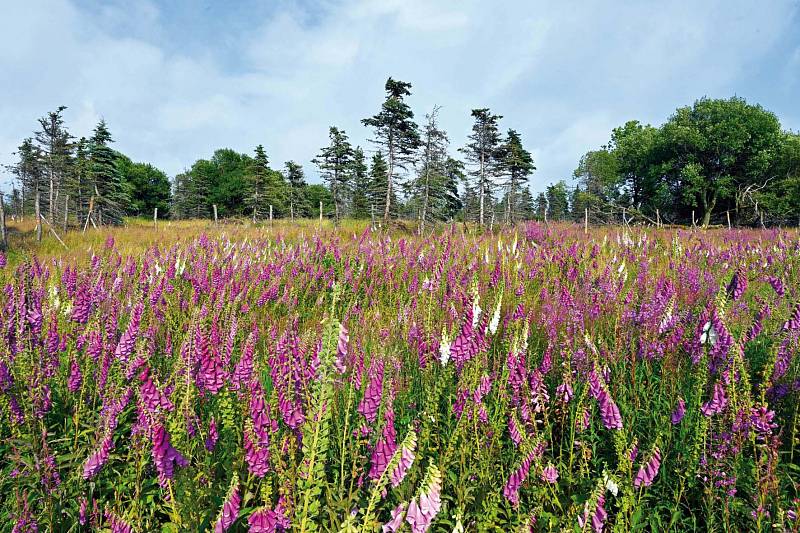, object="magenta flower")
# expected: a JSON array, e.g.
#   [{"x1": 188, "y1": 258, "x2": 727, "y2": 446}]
[
  {"x1": 206, "y1": 417, "x2": 219, "y2": 451},
  {"x1": 406, "y1": 464, "x2": 442, "y2": 533},
  {"x1": 389, "y1": 435, "x2": 416, "y2": 487},
  {"x1": 633, "y1": 448, "x2": 662, "y2": 489},
  {"x1": 68, "y1": 358, "x2": 83, "y2": 393},
  {"x1": 701, "y1": 383, "x2": 728, "y2": 417},
  {"x1": 105, "y1": 510, "x2": 133, "y2": 533},
  {"x1": 114, "y1": 303, "x2": 143, "y2": 363},
  {"x1": 244, "y1": 429, "x2": 270, "y2": 477},
  {"x1": 671, "y1": 398, "x2": 686, "y2": 425},
  {"x1": 214, "y1": 475, "x2": 240, "y2": 532},
  {"x1": 597, "y1": 389, "x2": 623, "y2": 430},
  {"x1": 151, "y1": 424, "x2": 188, "y2": 486},
  {"x1": 358, "y1": 360, "x2": 384, "y2": 424},
  {"x1": 503, "y1": 449, "x2": 540, "y2": 506},
  {"x1": 540, "y1": 464, "x2": 559, "y2": 484},
  {"x1": 83, "y1": 434, "x2": 114, "y2": 479},
  {"x1": 248, "y1": 502, "x2": 290, "y2": 532},
  {"x1": 382, "y1": 503, "x2": 407, "y2": 533}
]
